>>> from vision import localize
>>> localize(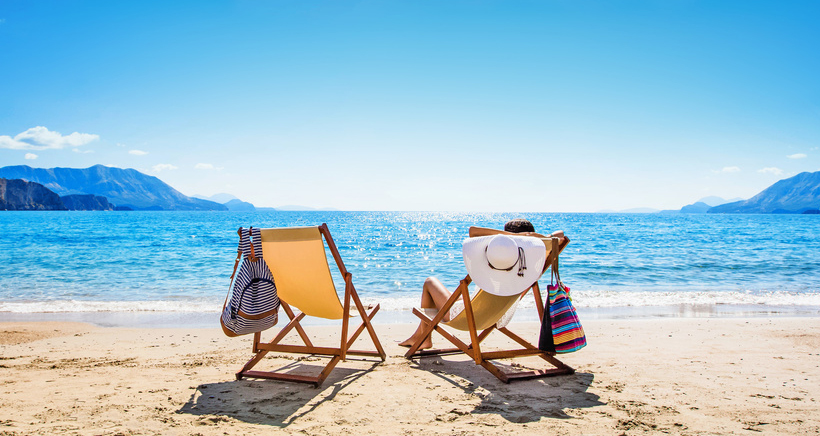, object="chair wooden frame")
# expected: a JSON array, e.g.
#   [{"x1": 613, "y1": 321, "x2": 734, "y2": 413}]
[
  {"x1": 236, "y1": 224, "x2": 386, "y2": 387},
  {"x1": 404, "y1": 237, "x2": 575, "y2": 383}
]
